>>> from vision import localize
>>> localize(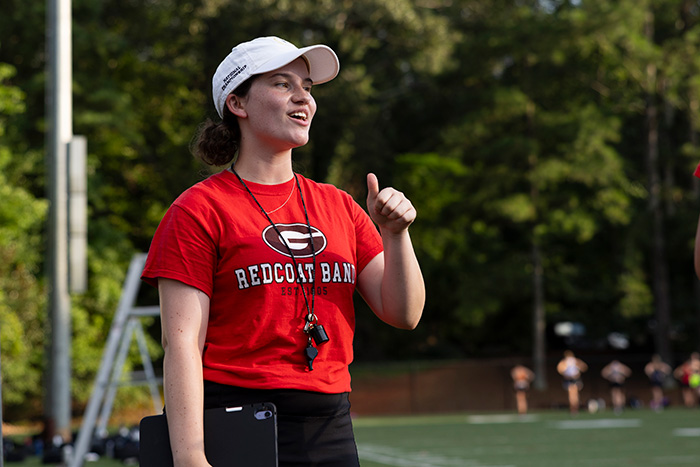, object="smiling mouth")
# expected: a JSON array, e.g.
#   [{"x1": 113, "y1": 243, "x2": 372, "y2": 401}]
[{"x1": 289, "y1": 111, "x2": 308, "y2": 121}]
